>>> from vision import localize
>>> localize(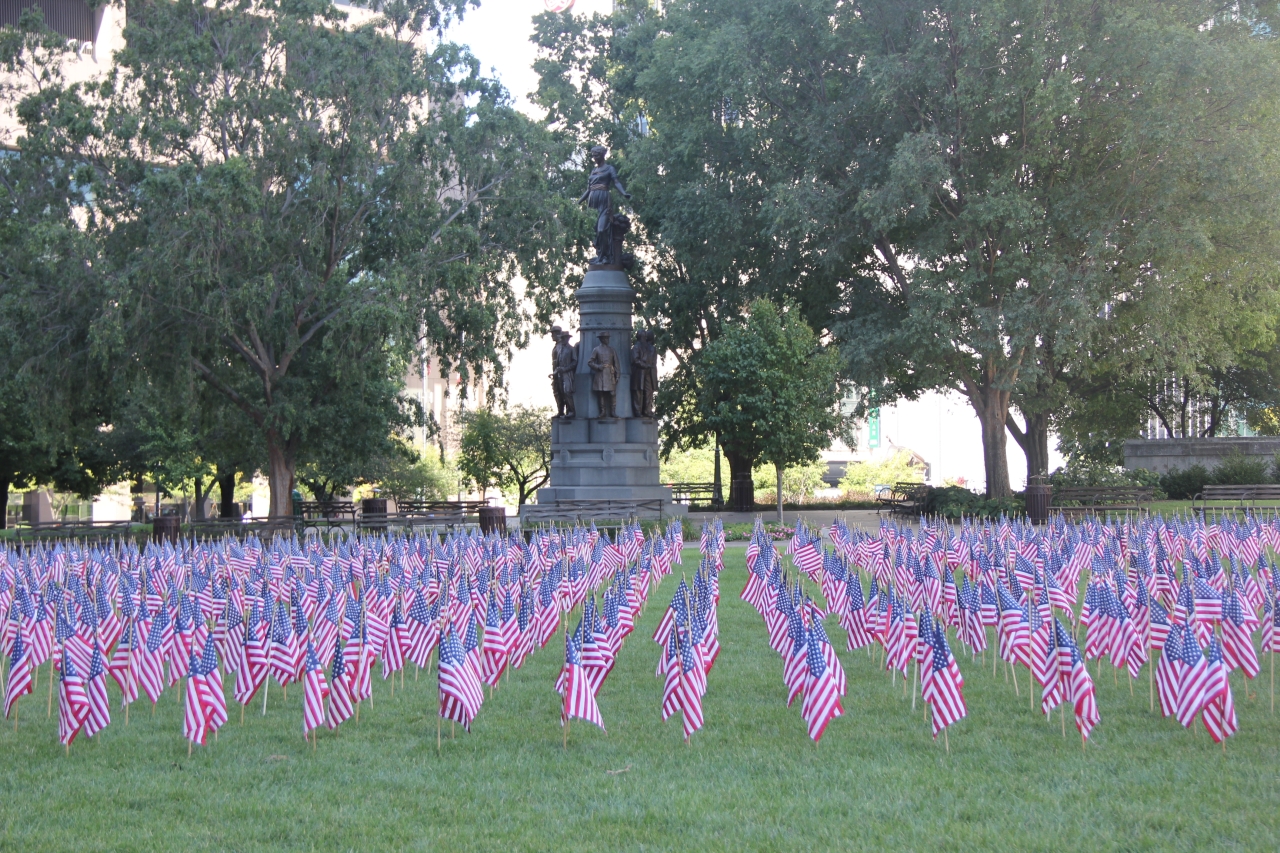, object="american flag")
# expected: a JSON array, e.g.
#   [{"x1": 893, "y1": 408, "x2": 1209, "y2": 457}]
[
  {"x1": 326, "y1": 637, "x2": 355, "y2": 729},
  {"x1": 184, "y1": 634, "x2": 227, "y2": 746},
  {"x1": 1058, "y1": 620, "x2": 1099, "y2": 740},
  {"x1": 1155, "y1": 624, "x2": 1184, "y2": 718},
  {"x1": 268, "y1": 601, "x2": 298, "y2": 687},
  {"x1": 800, "y1": 624, "x2": 843, "y2": 742},
  {"x1": 57, "y1": 653, "x2": 91, "y2": 746},
  {"x1": 3, "y1": 631, "x2": 33, "y2": 718},
  {"x1": 108, "y1": 619, "x2": 141, "y2": 708},
  {"x1": 83, "y1": 643, "x2": 112, "y2": 737},
  {"x1": 675, "y1": 628, "x2": 703, "y2": 739},
  {"x1": 1174, "y1": 625, "x2": 1211, "y2": 729},
  {"x1": 841, "y1": 571, "x2": 872, "y2": 651},
  {"x1": 438, "y1": 628, "x2": 480, "y2": 731},
  {"x1": 1220, "y1": 591, "x2": 1259, "y2": 678},
  {"x1": 561, "y1": 627, "x2": 605, "y2": 732},
  {"x1": 921, "y1": 619, "x2": 967, "y2": 737},
  {"x1": 302, "y1": 640, "x2": 329, "y2": 738},
  {"x1": 1199, "y1": 637, "x2": 1238, "y2": 743}
]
